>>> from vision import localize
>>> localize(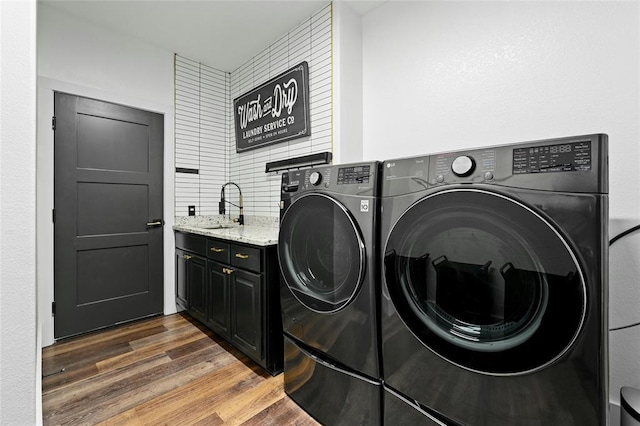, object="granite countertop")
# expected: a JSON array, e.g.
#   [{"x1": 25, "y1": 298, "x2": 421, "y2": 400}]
[{"x1": 173, "y1": 215, "x2": 279, "y2": 247}]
